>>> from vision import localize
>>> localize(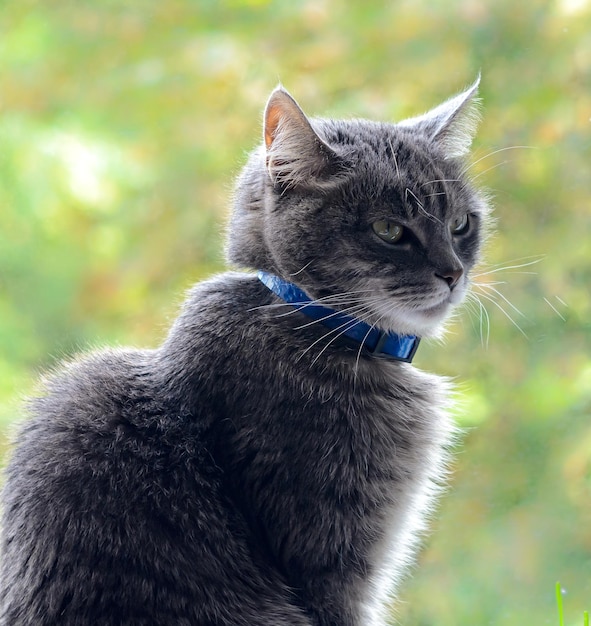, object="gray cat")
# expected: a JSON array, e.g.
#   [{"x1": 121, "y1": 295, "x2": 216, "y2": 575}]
[{"x1": 1, "y1": 78, "x2": 488, "y2": 625}]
